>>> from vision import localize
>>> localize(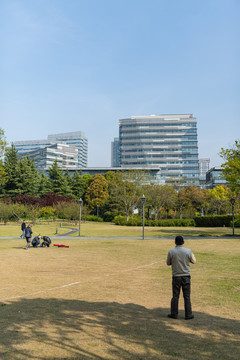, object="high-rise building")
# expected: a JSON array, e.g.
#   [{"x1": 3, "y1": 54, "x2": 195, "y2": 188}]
[
  {"x1": 119, "y1": 114, "x2": 199, "y2": 185},
  {"x1": 199, "y1": 158, "x2": 210, "y2": 182},
  {"x1": 25, "y1": 143, "x2": 78, "y2": 172},
  {"x1": 14, "y1": 131, "x2": 88, "y2": 168},
  {"x1": 111, "y1": 137, "x2": 120, "y2": 167}
]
